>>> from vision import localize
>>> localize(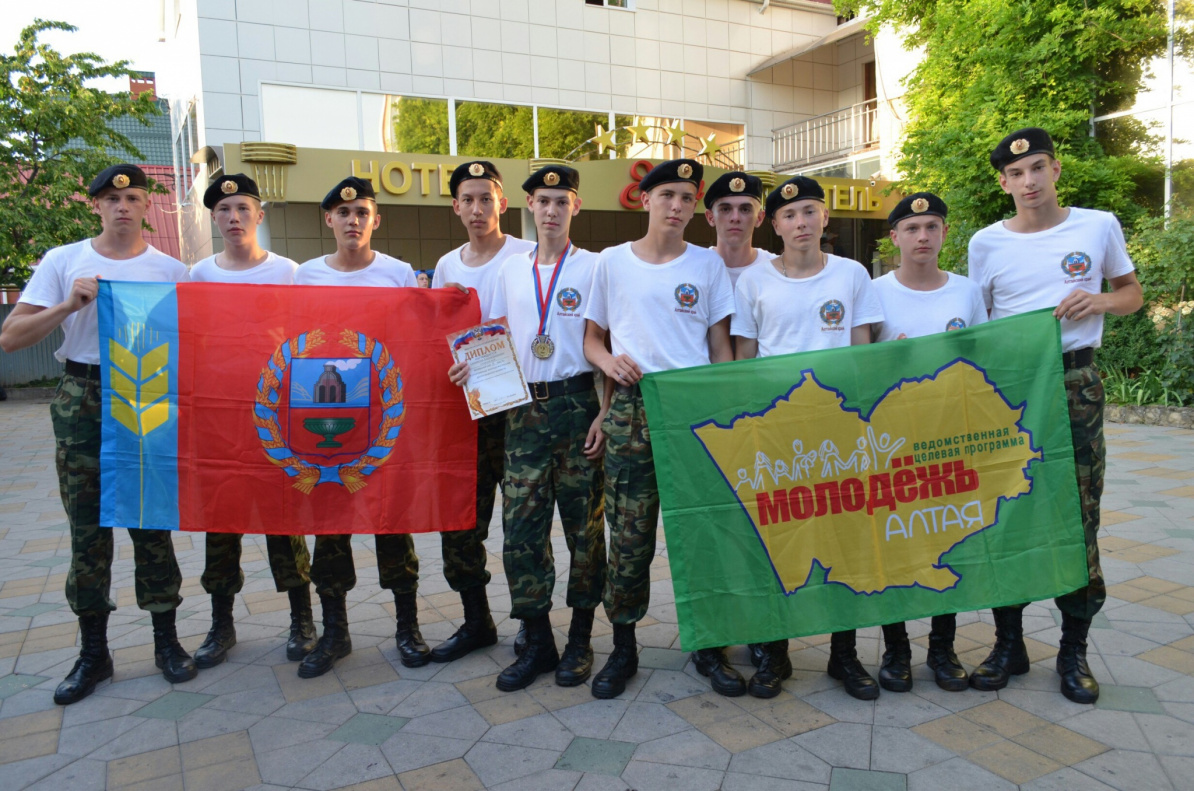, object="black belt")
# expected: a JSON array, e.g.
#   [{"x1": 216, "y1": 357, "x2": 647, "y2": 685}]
[
  {"x1": 527, "y1": 372, "x2": 594, "y2": 401},
  {"x1": 64, "y1": 360, "x2": 101, "y2": 380},
  {"x1": 1062, "y1": 347, "x2": 1094, "y2": 371},
  {"x1": 614, "y1": 382, "x2": 640, "y2": 397}
]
